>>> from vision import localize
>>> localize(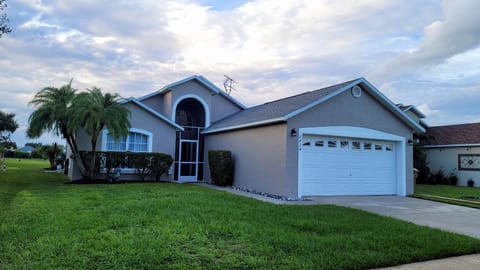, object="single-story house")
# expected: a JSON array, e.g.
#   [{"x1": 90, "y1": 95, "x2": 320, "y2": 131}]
[
  {"x1": 423, "y1": 123, "x2": 480, "y2": 187},
  {"x1": 68, "y1": 75, "x2": 425, "y2": 198}
]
